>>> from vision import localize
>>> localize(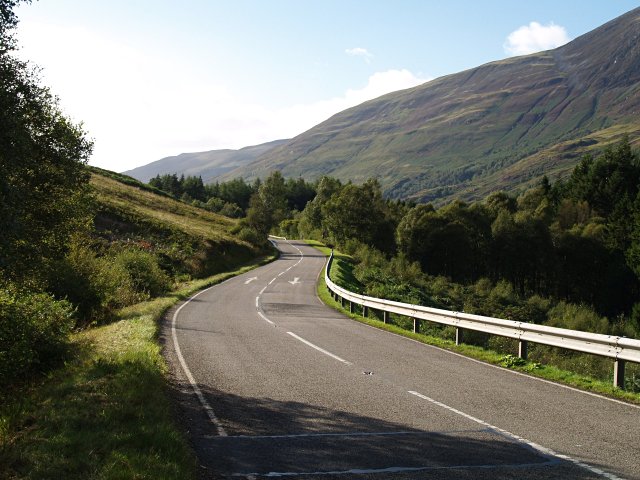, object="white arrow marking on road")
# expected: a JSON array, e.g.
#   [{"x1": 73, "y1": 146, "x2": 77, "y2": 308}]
[
  {"x1": 288, "y1": 277, "x2": 300, "y2": 285},
  {"x1": 244, "y1": 277, "x2": 258, "y2": 284}
]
